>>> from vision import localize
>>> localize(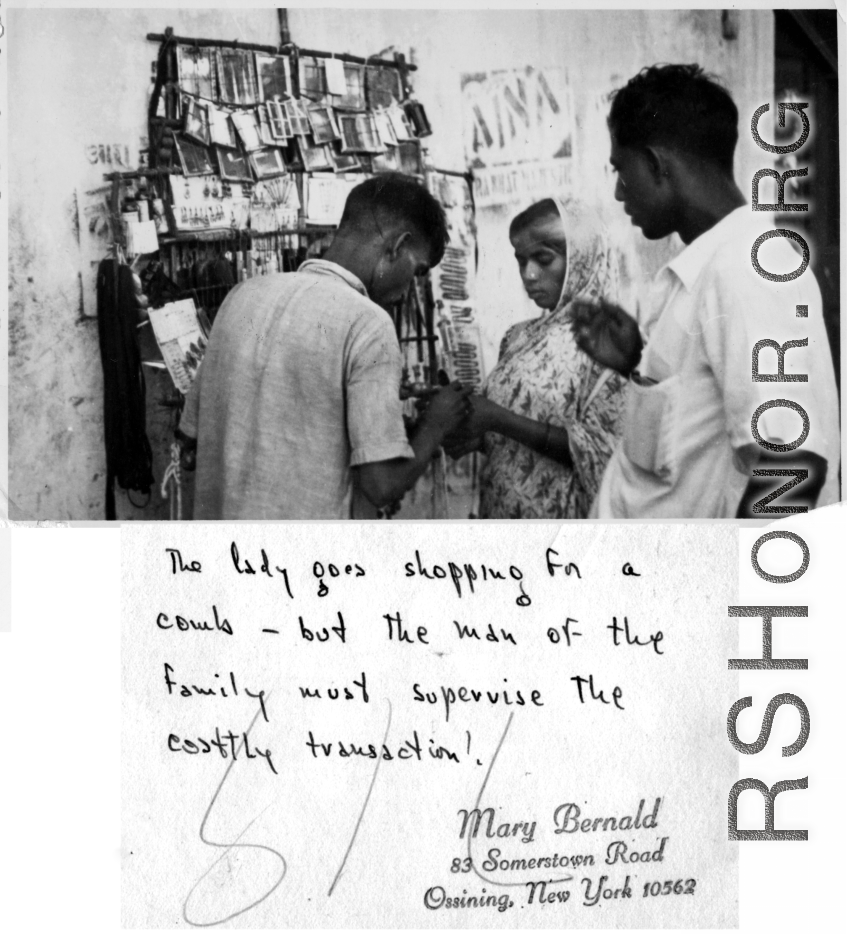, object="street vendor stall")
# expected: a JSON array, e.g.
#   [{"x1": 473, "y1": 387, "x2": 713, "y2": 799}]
[{"x1": 98, "y1": 27, "x2": 483, "y2": 519}]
